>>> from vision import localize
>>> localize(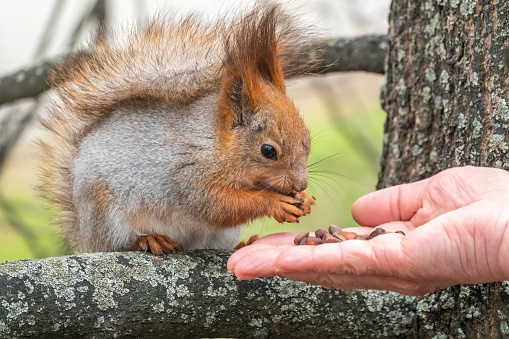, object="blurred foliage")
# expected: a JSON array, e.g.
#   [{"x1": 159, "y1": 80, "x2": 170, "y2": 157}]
[{"x1": 0, "y1": 73, "x2": 386, "y2": 263}]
